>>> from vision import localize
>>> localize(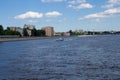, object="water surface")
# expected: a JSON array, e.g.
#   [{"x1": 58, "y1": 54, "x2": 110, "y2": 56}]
[{"x1": 0, "y1": 35, "x2": 120, "y2": 80}]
